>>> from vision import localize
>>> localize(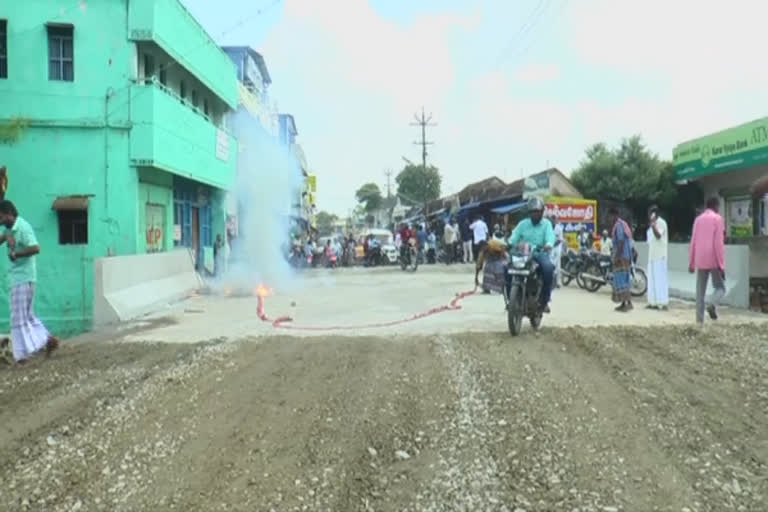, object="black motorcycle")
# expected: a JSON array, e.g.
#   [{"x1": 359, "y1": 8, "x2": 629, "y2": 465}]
[
  {"x1": 578, "y1": 252, "x2": 648, "y2": 297},
  {"x1": 504, "y1": 246, "x2": 546, "y2": 336},
  {"x1": 560, "y1": 249, "x2": 582, "y2": 287},
  {"x1": 399, "y1": 240, "x2": 419, "y2": 272},
  {"x1": 364, "y1": 245, "x2": 385, "y2": 267}
]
